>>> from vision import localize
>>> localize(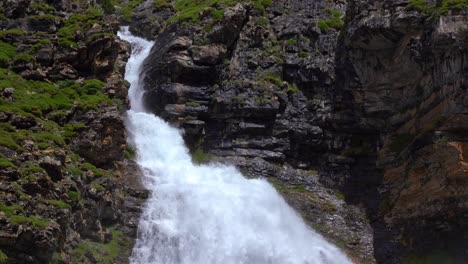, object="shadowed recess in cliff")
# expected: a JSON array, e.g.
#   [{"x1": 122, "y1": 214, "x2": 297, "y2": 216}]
[{"x1": 118, "y1": 27, "x2": 353, "y2": 264}]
